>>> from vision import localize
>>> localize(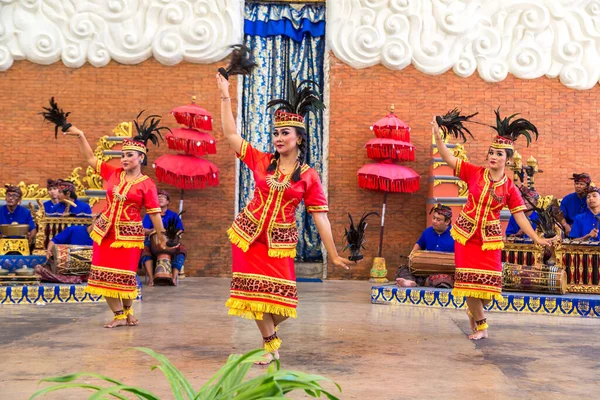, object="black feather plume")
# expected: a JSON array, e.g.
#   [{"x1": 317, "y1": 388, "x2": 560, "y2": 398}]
[
  {"x1": 165, "y1": 211, "x2": 185, "y2": 247},
  {"x1": 491, "y1": 107, "x2": 538, "y2": 147},
  {"x1": 435, "y1": 108, "x2": 479, "y2": 143},
  {"x1": 343, "y1": 211, "x2": 379, "y2": 261},
  {"x1": 519, "y1": 187, "x2": 561, "y2": 238},
  {"x1": 267, "y1": 74, "x2": 325, "y2": 118},
  {"x1": 133, "y1": 110, "x2": 170, "y2": 149},
  {"x1": 40, "y1": 97, "x2": 72, "y2": 139},
  {"x1": 218, "y1": 44, "x2": 256, "y2": 81}
]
